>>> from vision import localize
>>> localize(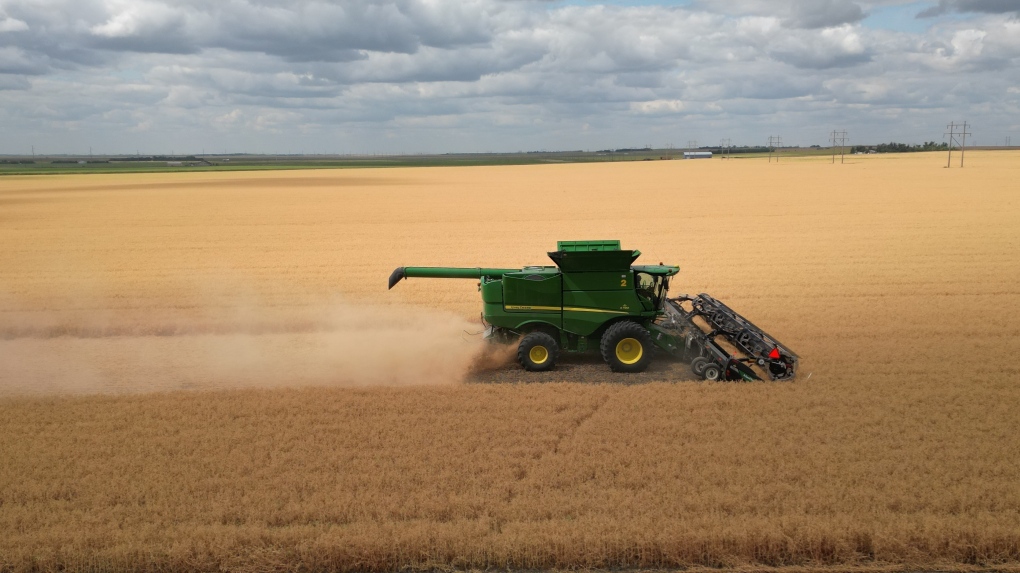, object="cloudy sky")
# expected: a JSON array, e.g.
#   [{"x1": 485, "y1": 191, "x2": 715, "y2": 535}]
[{"x1": 1, "y1": 0, "x2": 1018, "y2": 154}]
